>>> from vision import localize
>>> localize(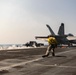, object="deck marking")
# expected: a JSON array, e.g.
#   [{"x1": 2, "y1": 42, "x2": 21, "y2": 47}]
[
  {"x1": 41, "y1": 64, "x2": 76, "y2": 69},
  {"x1": 0, "y1": 48, "x2": 76, "y2": 70}
]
